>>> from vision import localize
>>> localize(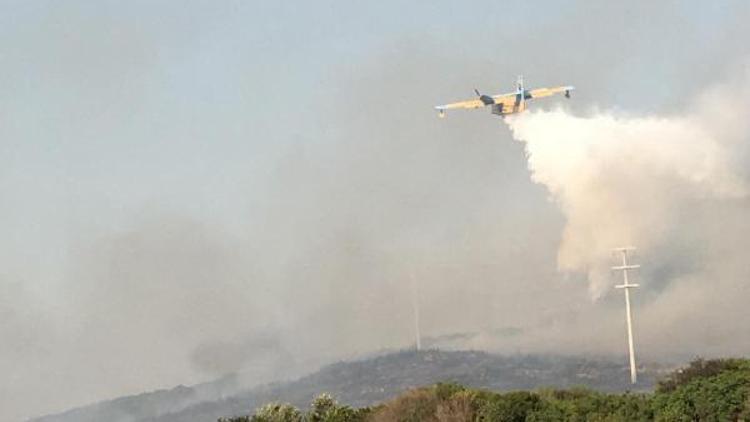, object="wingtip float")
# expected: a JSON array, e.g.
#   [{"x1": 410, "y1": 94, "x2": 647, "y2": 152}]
[{"x1": 435, "y1": 75, "x2": 574, "y2": 118}]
